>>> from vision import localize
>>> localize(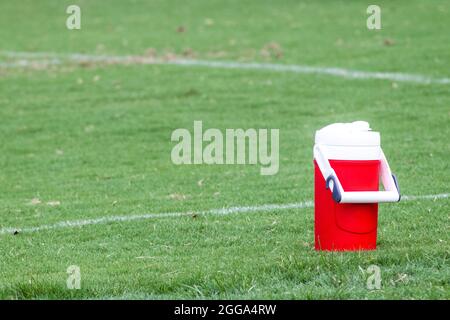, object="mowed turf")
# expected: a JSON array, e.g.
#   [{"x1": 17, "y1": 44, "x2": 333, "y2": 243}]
[{"x1": 0, "y1": 0, "x2": 449, "y2": 299}]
